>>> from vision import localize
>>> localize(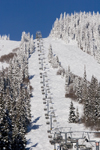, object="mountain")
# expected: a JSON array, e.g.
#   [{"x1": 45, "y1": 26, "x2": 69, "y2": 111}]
[
  {"x1": 1, "y1": 11, "x2": 100, "y2": 149},
  {"x1": 26, "y1": 37, "x2": 100, "y2": 150}
]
